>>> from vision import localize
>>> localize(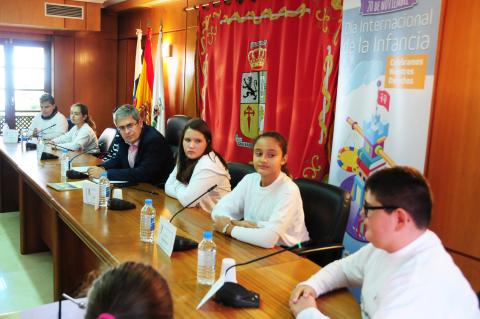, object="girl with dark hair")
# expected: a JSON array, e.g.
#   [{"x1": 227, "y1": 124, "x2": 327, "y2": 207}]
[
  {"x1": 165, "y1": 118, "x2": 231, "y2": 212},
  {"x1": 49, "y1": 103, "x2": 99, "y2": 153},
  {"x1": 212, "y1": 131, "x2": 309, "y2": 248},
  {"x1": 85, "y1": 262, "x2": 173, "y2": 319}
]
